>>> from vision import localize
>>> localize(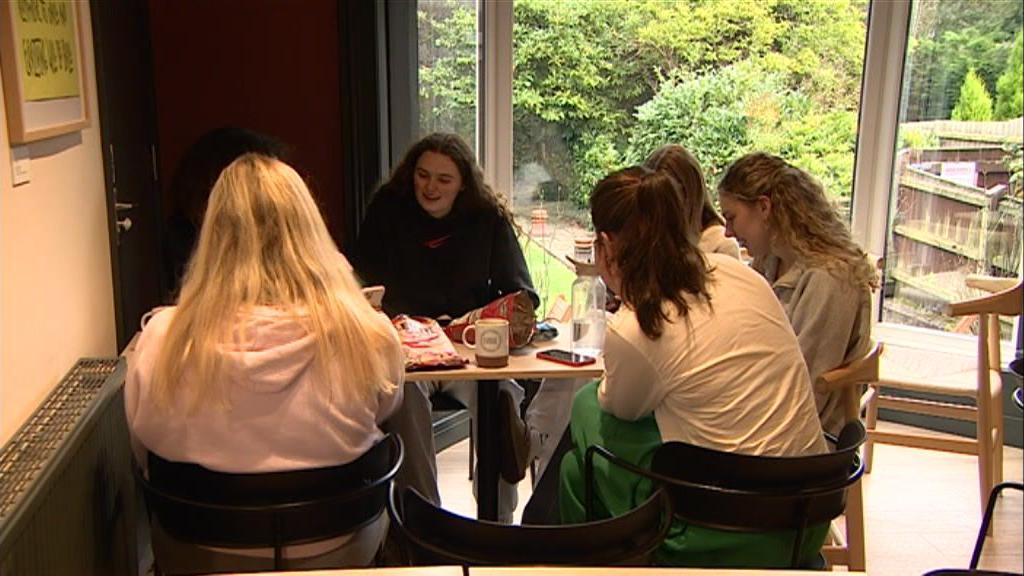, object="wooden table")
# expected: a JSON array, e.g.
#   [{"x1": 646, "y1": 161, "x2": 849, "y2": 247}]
[
  {"x1": 220, "y1": 567, "x2": 463, "y2": 576},
  {"x1": 409, "y1": 324, "x2": 604, "y2": 521},
  {"x1": 469, "y1": 568, "x2": 866, "y2": 576}
]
